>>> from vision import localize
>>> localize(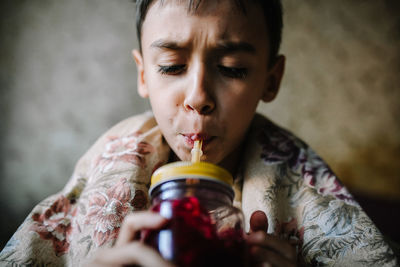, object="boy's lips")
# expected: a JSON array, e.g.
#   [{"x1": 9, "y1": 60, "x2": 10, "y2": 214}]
[{"x1": 181, "y1": 133, "x2": 214, "y2": 147}]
